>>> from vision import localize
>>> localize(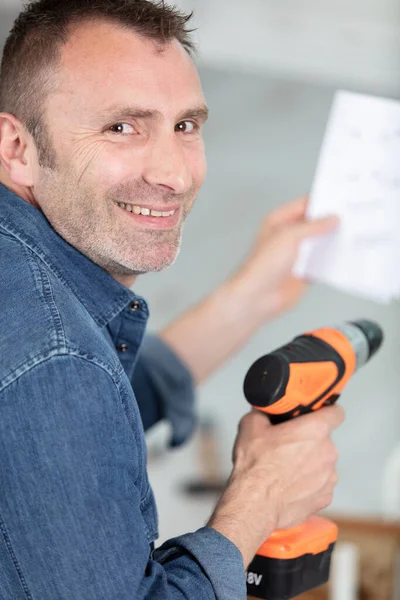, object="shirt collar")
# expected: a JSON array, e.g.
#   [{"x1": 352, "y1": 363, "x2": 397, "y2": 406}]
[{"x1": 0, "y1": 183, "x2": 147, "y2": 327}]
